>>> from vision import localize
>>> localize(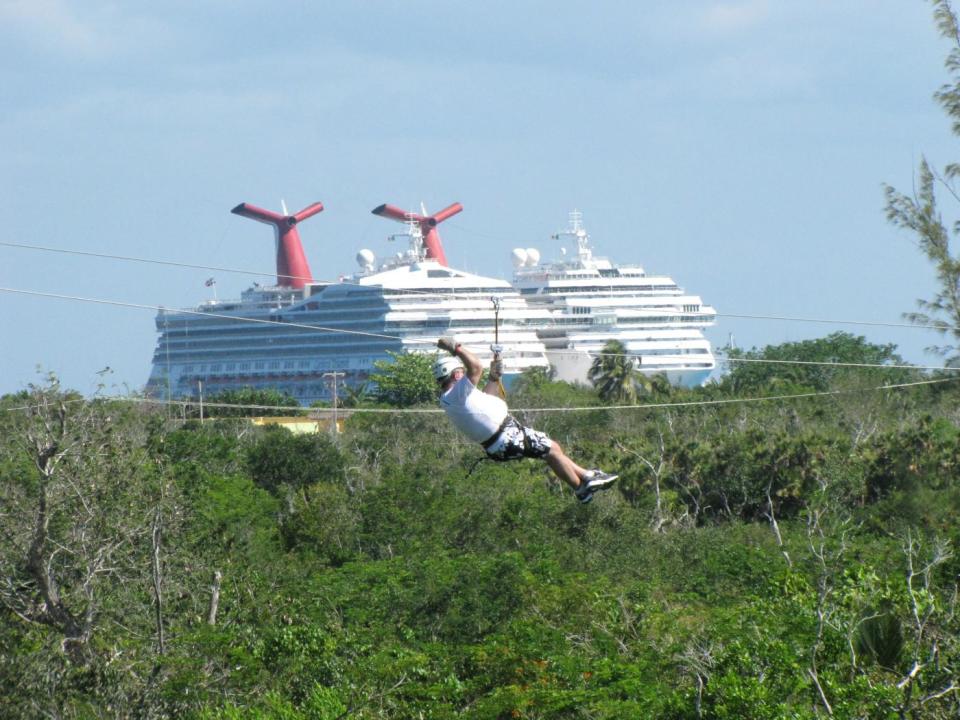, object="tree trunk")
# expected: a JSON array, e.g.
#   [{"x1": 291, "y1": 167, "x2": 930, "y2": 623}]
[{"x1": 207, "y1": 570, "x2": 222, "y2": 626}]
